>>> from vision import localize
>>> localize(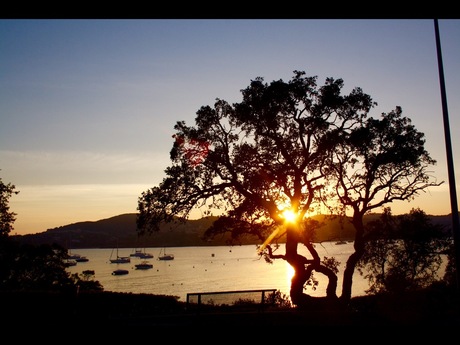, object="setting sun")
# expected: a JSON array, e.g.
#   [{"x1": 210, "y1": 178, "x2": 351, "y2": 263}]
[{"x1": 282, "y1": 209, "x2": 297, "y2": 223}]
